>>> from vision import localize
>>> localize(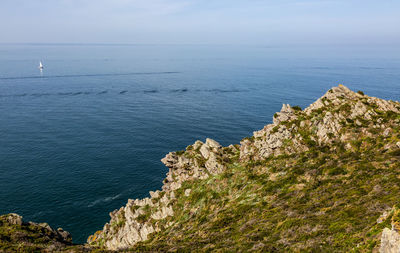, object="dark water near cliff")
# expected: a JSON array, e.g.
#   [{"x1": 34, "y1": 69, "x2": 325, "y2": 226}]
[{"x1": 0, "y1": 44, "x2": 399, "y2": 243}]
